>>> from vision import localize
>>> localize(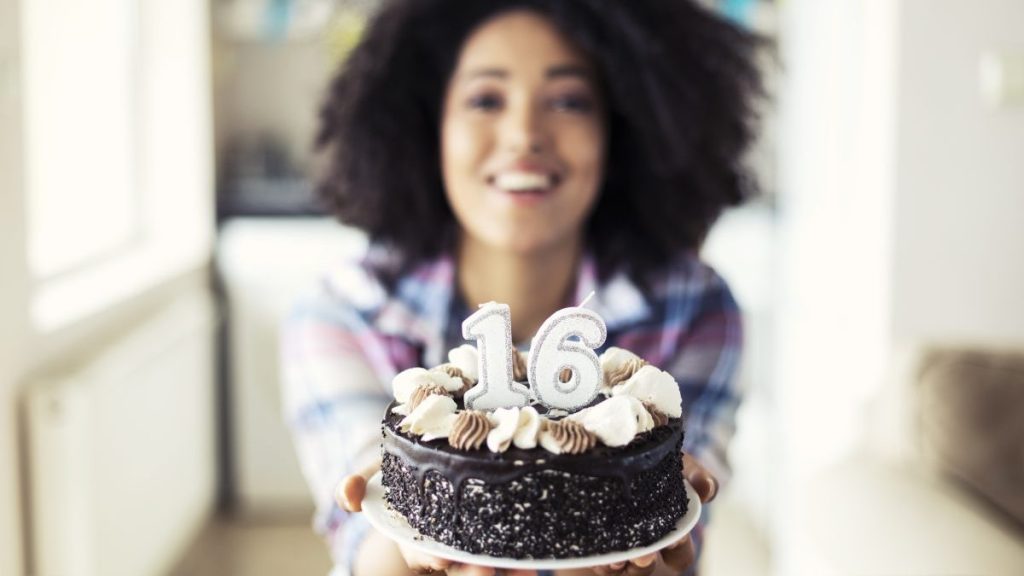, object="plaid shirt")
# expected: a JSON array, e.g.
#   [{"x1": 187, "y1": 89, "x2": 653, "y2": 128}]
[{"x1": 281, "y1": 249, "x2": 743, "y2": 575}]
